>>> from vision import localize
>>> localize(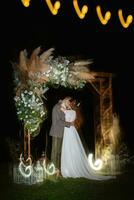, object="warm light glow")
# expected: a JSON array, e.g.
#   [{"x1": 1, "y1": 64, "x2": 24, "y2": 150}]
[
  {"x1": 54, "y1": 1, "x2": 60, "y2": 10},
  {"x1": 18, "y1": 153, "x2": 55, "y2": 178},
  {"x1": 43, "y1": 160, "x2": 56, "y2": 175},
  {"x1": 20, "y1": 1, "x2": 133, "y2": 28},
  {"x1": 21, "y1": 0, "x2": 31, "y2": 7},
  {"x1": 96, "y1": 5, "x2": 111, "y2": 25},
  {"x1": 88, "y1": 153, "x2": 103, "y2": 170},
  {"x1": 81, "y1": 5, "x2": 88, "y2": 15},
  {"x1": 118, "y1": 9, "x2": 133, "y2": 28},
  {"x1": 45, "y1": 0, "x2": 61, "y2": 15},
  {"x1": 52, "y1": 9, "x2": 58, "y2": 15},
  {"x1": 73, "y1": 0, "x2": 88, "y2": 19},
  {"x1": 19, "y1": 154, "x2": 32, "y2": 178}
]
